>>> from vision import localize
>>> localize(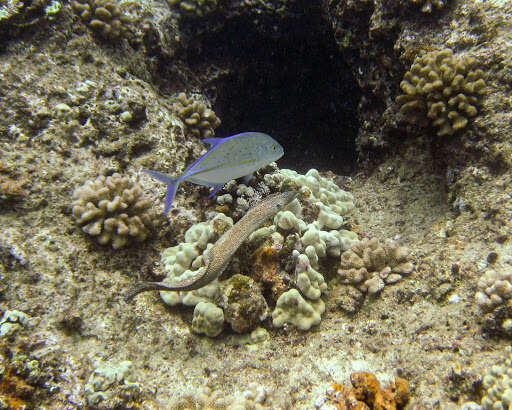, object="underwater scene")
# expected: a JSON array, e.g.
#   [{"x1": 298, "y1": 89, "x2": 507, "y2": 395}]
[{"x1": 0, "y1": 0, "x2": 511, "y2": 408}]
